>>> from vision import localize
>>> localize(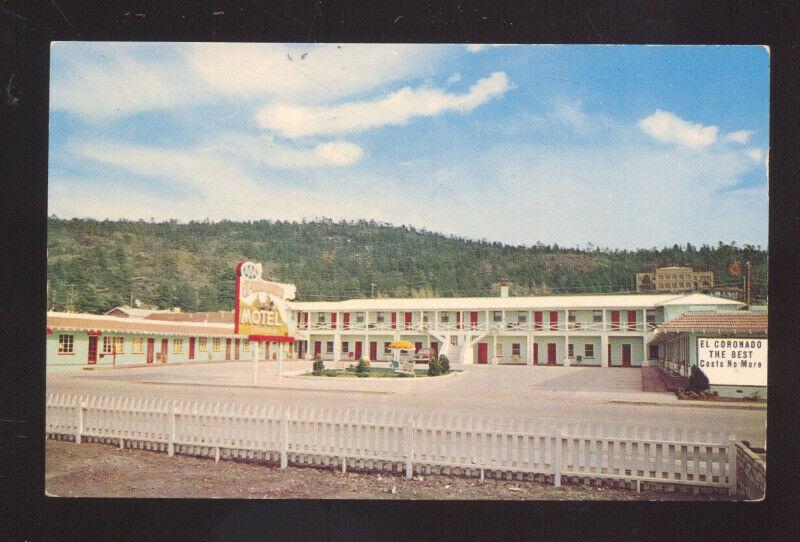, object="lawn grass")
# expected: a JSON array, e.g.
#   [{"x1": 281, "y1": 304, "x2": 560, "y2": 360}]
[{"x1": 305, "y1": 367, "x2": 444, "y2": 378}]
